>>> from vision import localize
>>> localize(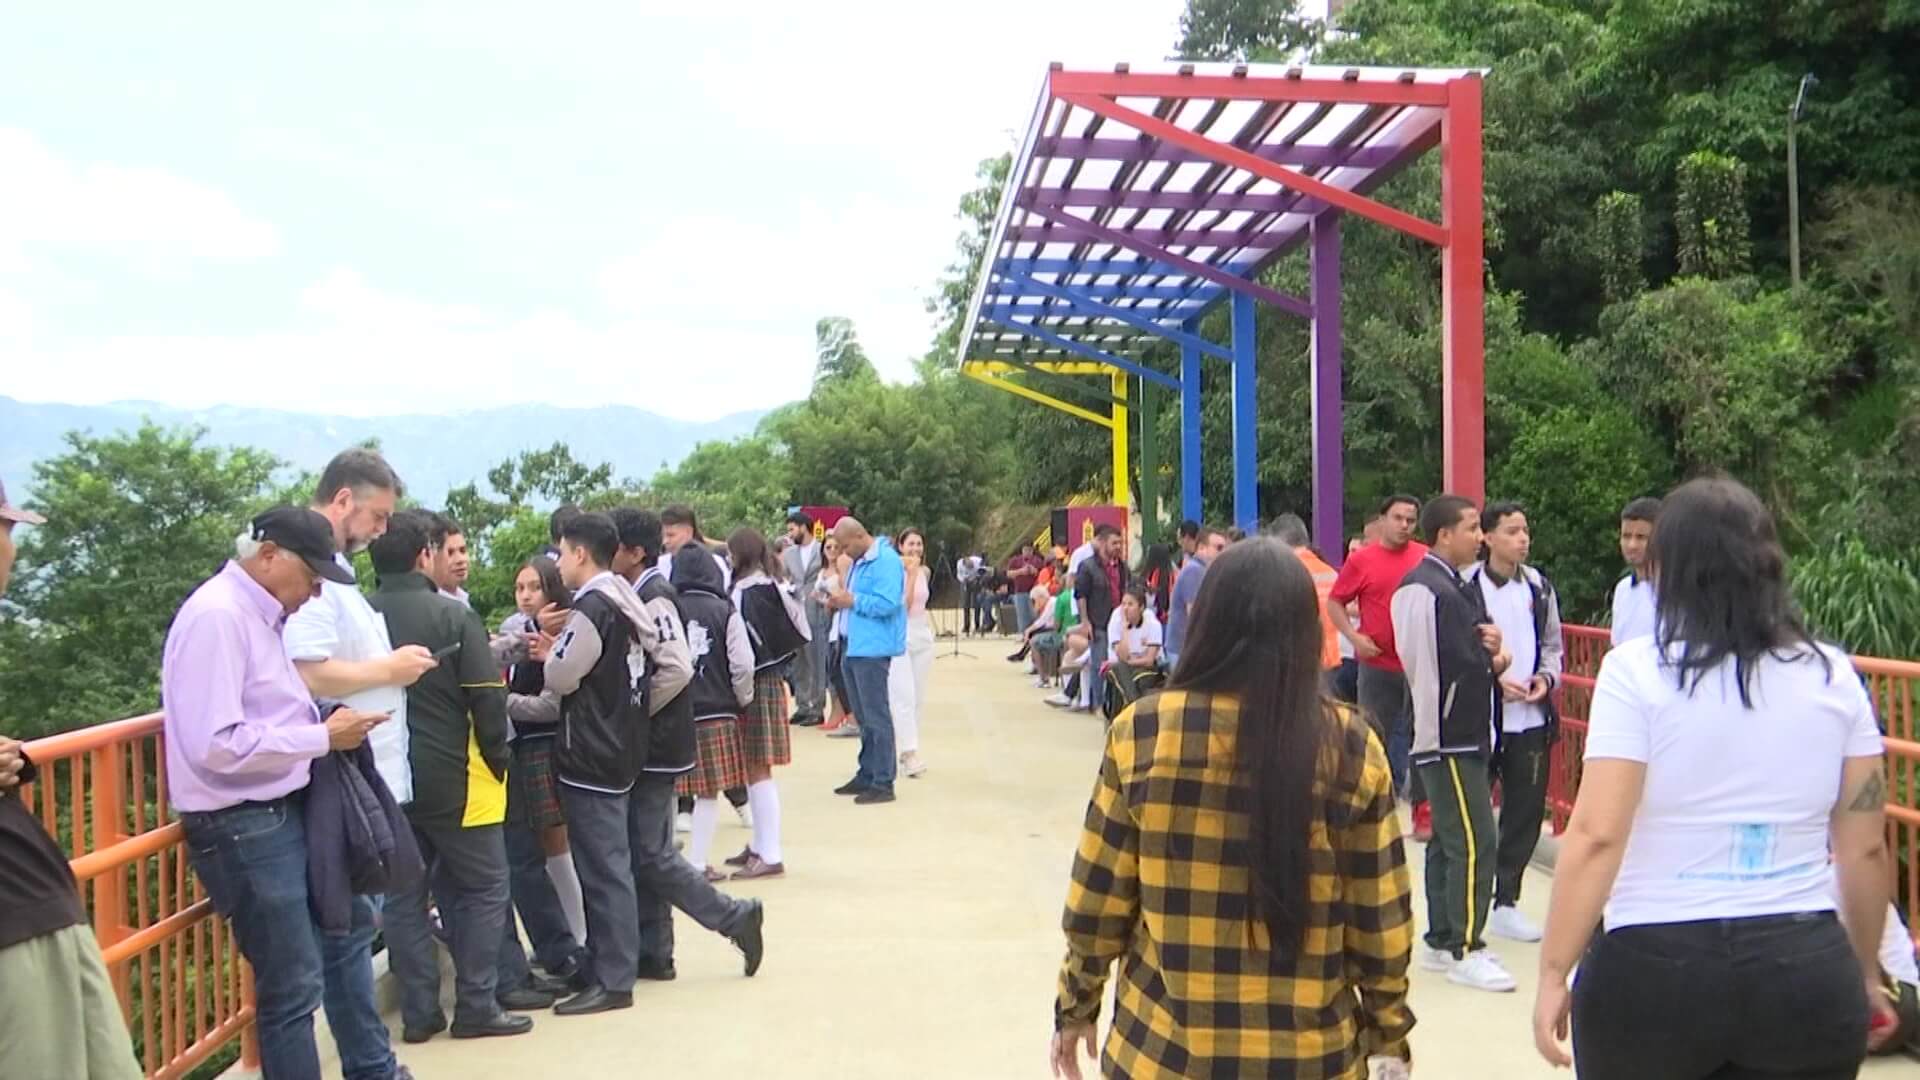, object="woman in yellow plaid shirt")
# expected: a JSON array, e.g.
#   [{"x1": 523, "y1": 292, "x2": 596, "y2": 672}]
[{"x1": 1051, "y1": 538, "x2": 1417, "y2": 1079}]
